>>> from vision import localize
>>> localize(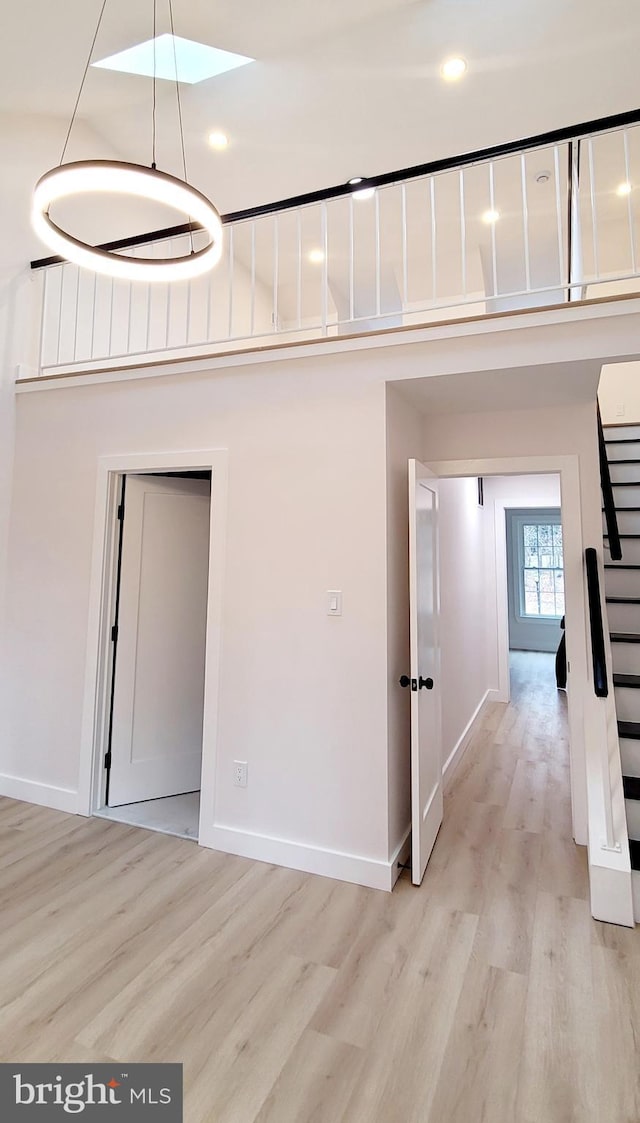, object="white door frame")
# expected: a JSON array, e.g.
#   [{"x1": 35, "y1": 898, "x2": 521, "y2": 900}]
[
  {"x1": 77, "y1": 449, "x2": 228, "y2": 844},
  {"x1": 426, "y1": 453, "x2": 587, "y2": 847}
]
